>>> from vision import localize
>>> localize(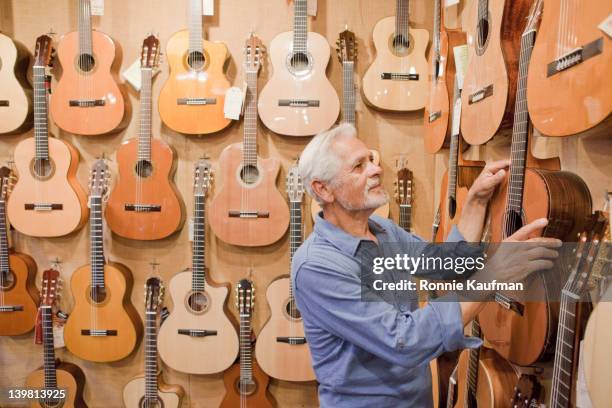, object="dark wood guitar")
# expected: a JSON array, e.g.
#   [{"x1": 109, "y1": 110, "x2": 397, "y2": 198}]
[
  {"x1": 26, "y1": 269, "x2": 88, "y2": 408},
  {"x1": 510, "y1": 375, "x2": 544, "y2": 408},
  {"x1": 0, "y1": 166, "x2": 39, "y2": 336},
  {"x1": 479, "y1": 0, "x2": 593, "y2": 366},
  {"x1": 209, "y1": 34, "x2": 289, "y2": 247},
  {"x1": 394, "y1": 157, "x2": 413, "y2": 233},
  {"x1": 424, "y1": 0, "x2": 466, "y2": 153},
  {"x1": 220, "y1": 279, "x2": 275, "y2": 408},
  {"x1": 0, "y1": 32, "x2": 32, "y2": 134}
]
